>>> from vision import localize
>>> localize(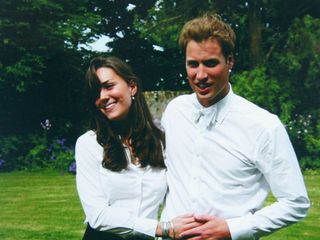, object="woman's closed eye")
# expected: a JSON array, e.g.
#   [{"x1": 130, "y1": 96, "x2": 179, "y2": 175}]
[{"x1": 101, "y1": 82, "x2": 114, "y2": 90}]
